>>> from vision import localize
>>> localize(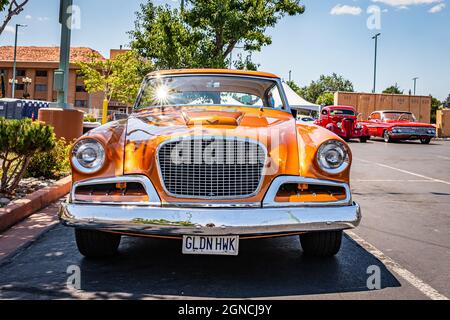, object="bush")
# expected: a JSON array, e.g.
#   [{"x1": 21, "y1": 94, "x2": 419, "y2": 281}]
[
  {"x1": 84, "y1": 114, "x2": 97, "y2": 123},
  {"x1": 0, "y1": 119, "x2": 55, "y2": 194},
  {"x1": 25, "y1": 138, "x2": 72, "y2": 180}
]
